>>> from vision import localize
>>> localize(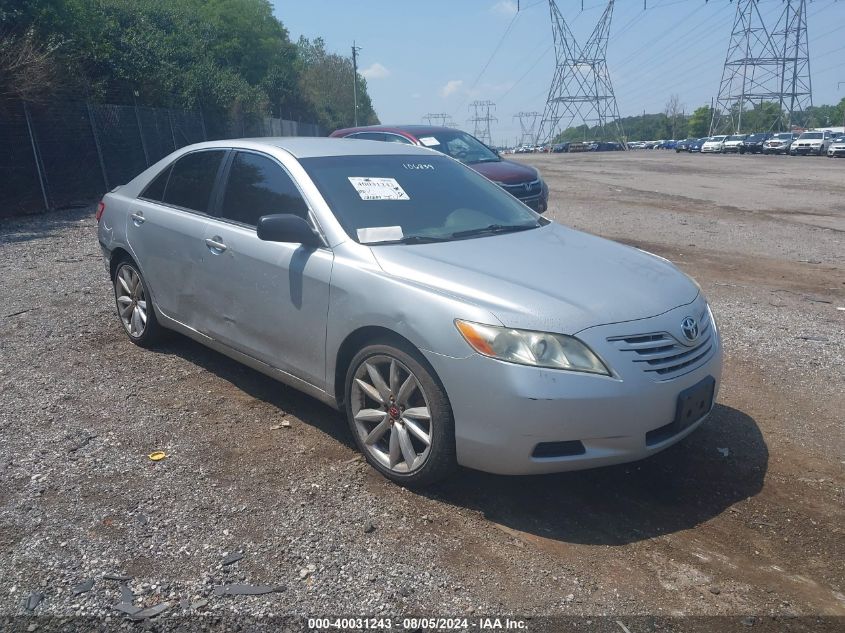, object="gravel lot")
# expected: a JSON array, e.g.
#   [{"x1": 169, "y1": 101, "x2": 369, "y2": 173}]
[{"x1": 0, "y1": 150, "x2": 842, "y2": 630}]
